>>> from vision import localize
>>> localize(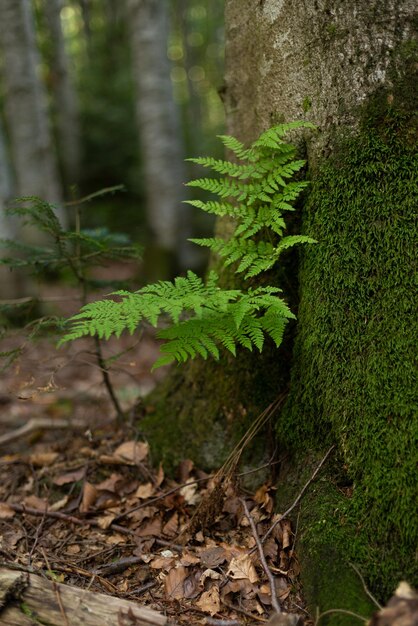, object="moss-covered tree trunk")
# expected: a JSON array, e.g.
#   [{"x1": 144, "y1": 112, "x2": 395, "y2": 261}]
[{"x1": 140, "y1": 1, "x2": 417, "y2": 619}]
